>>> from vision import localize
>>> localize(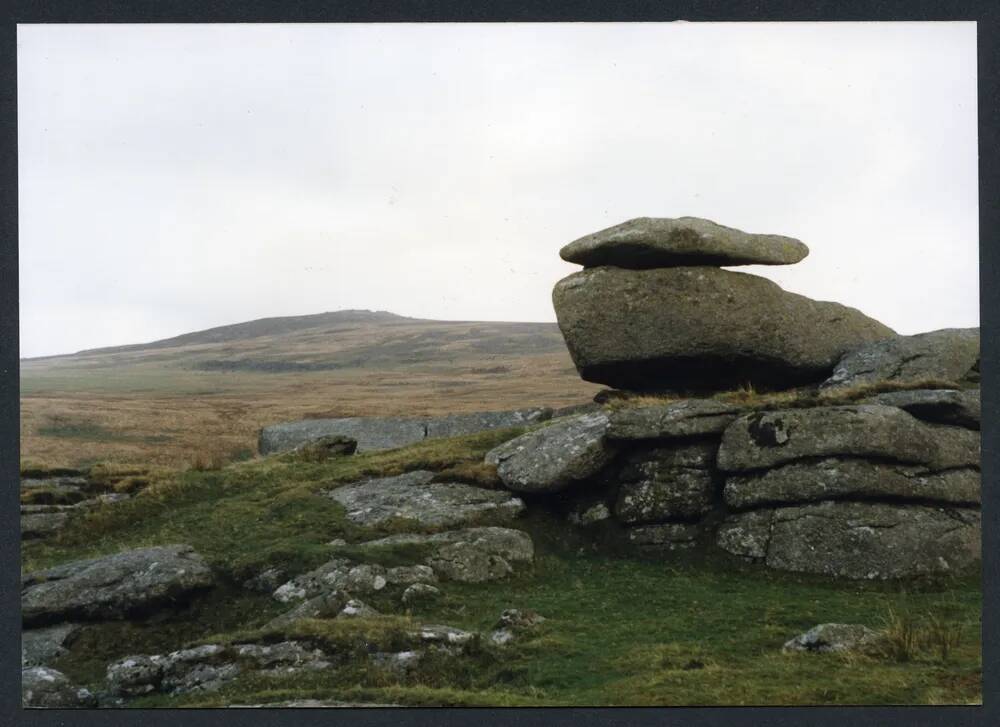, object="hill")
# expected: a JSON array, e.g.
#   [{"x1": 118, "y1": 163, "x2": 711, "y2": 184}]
[{"x1": 20, "y1": 310, "x2": 602, "y2": 468}]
